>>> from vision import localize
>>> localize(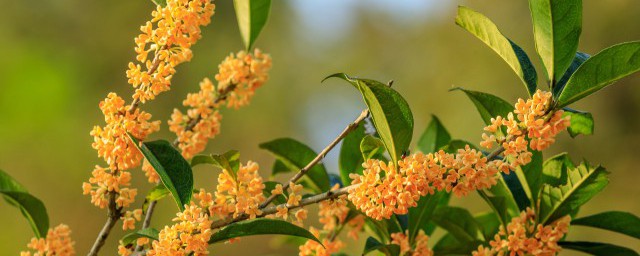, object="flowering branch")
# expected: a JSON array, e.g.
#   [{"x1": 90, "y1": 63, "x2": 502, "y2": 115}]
[{"x1": 88, "y1": 192, "x2": 122, "y2": 256}]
